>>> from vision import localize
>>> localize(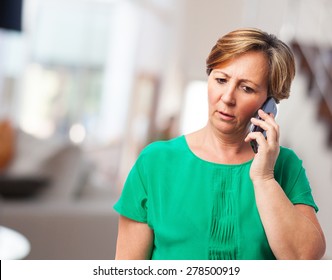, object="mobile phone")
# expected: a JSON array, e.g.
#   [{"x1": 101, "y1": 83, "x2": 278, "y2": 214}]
[{"x1": 249, "y1": 97, "x2": 278, "y2": 153}]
